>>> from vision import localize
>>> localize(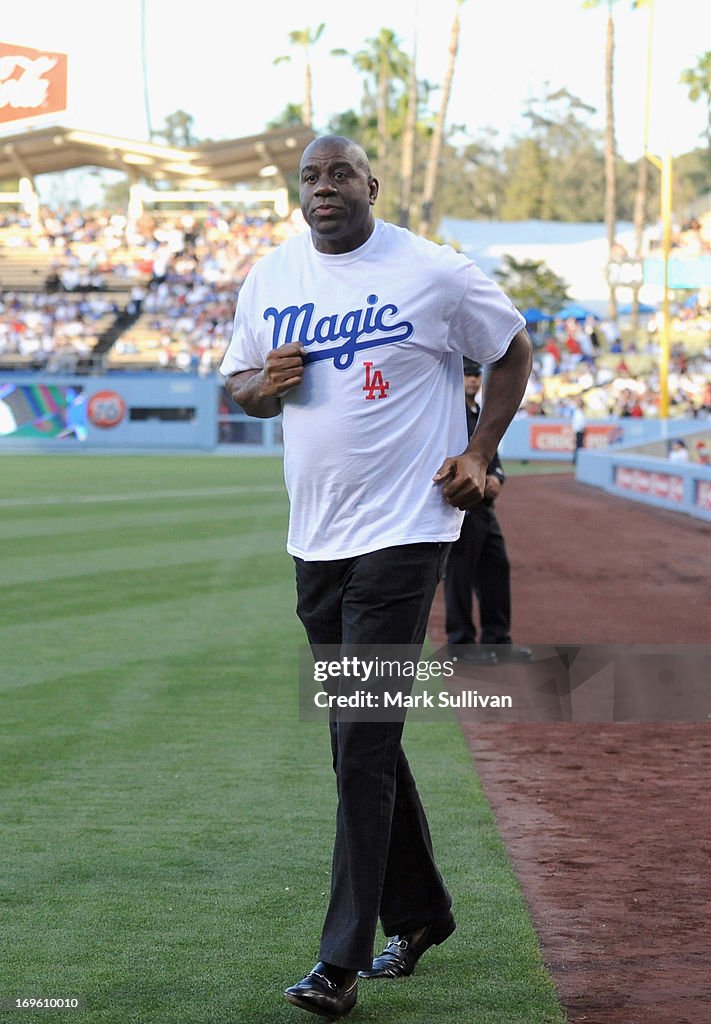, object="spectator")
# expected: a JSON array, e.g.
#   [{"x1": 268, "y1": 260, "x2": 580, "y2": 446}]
[
  {"x1": 444, "y1": 359, "x2": 532, "y2": 665},
  {"x1": 668, "y1": 439, "x2": 690, "y2": 462},
  {"x1": 572, "y1": 397, "x2": 586, "y2": 463}
]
